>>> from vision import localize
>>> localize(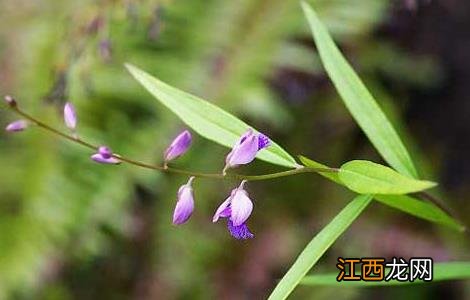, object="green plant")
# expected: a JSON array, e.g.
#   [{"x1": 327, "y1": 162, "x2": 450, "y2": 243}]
[{"x1": 1, "y1": 1, "x2": 468, "y2": 299}]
